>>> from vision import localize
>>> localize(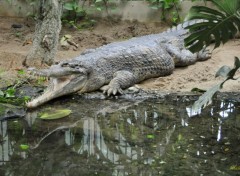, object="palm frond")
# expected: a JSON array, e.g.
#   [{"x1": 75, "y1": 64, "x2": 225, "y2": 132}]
[
  {"x1": 184, "y1": 0, "x2": 240, "y2": 53},
  {"x1": 192, "y1": 57, "x2": 240, "y2": 111}
]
